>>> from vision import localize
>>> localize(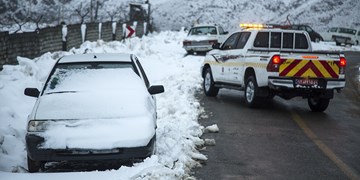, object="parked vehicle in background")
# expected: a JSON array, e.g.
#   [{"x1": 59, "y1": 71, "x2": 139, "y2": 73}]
[
  {"x1": 270, "y1": 24, "x2": 324, "y2": 42},
  {"x1": 24, "y1": 53, "x2": 164, "y2": 172},
  {"x1": 183, "y1": 24, "x2": 228, "y2": 54},
  {"x1": 201, "y1": 24, "x2": 346, "y2": 112},
  {"x1": 321, "y1": 27, "x2": 358, "y2": 45}
]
